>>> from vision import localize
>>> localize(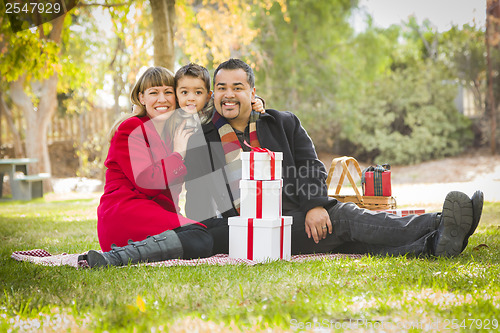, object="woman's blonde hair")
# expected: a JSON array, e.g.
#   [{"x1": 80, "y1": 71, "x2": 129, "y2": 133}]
[{"x1": 107, "y1": 66, "x2": 175, "y2": 141}]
